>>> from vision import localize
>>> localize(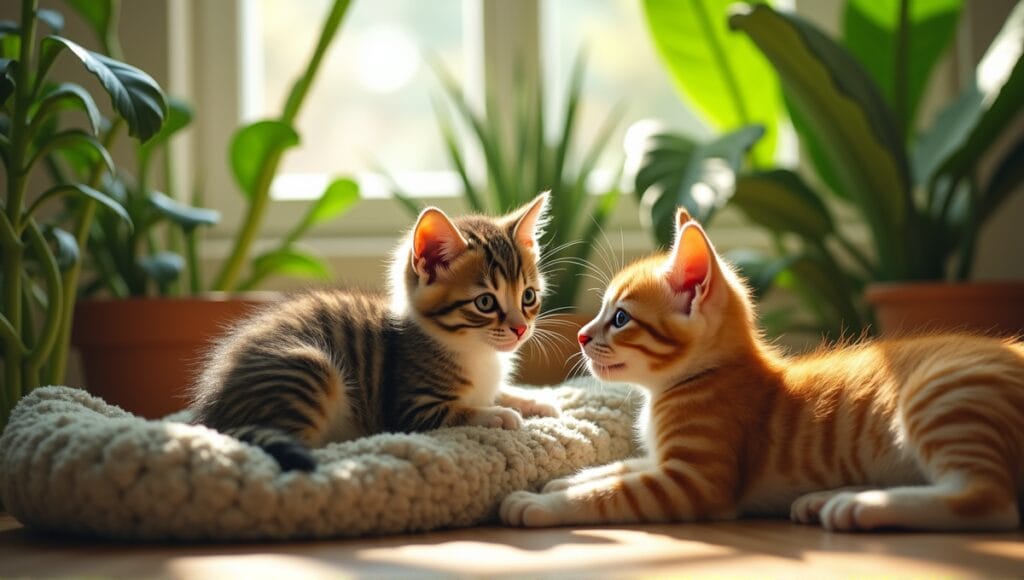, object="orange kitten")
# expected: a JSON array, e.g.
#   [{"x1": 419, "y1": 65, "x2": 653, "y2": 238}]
[{"x1": 501, "y1": 209, "x2": 1024, "y2": 531}]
